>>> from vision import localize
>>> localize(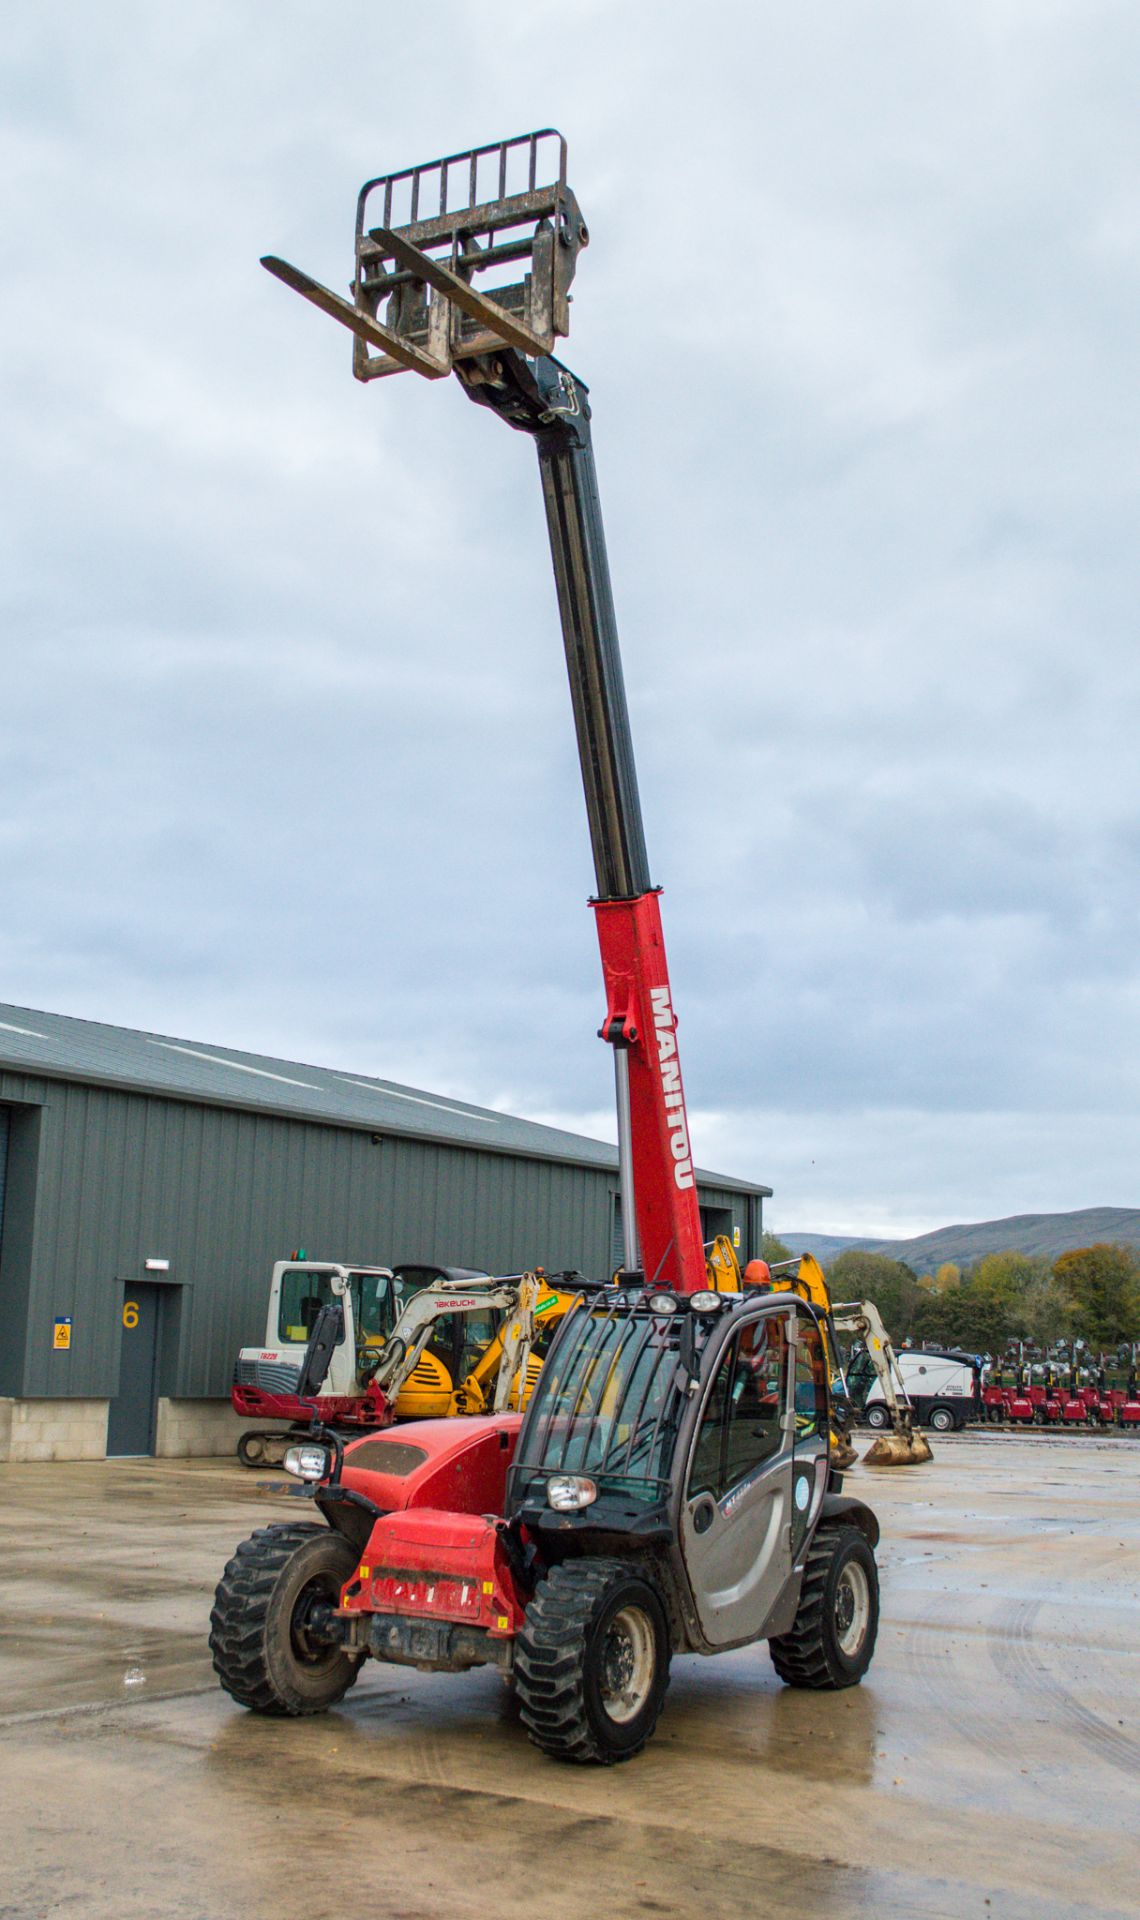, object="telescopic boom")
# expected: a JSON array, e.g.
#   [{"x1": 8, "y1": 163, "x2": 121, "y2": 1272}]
[{"x1": 262, "y1": 130, "x2": 706, "y2": 1291}]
